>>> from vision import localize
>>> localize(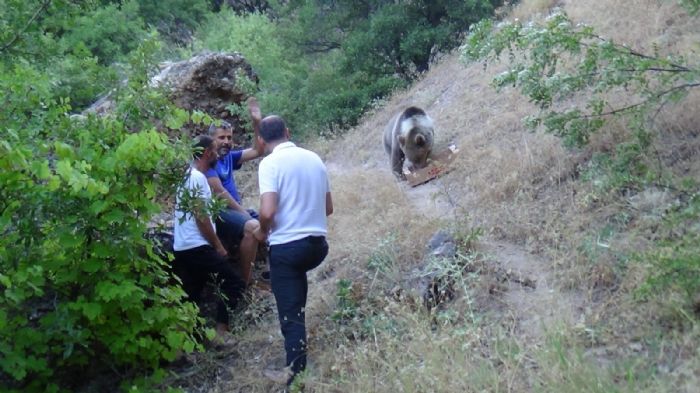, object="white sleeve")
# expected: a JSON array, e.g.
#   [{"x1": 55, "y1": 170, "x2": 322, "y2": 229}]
[{"x1": 258, "y1": 158, "x2": 277, "y2": 195}]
